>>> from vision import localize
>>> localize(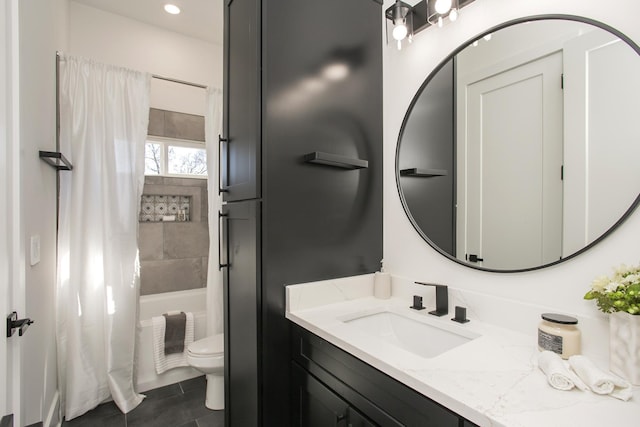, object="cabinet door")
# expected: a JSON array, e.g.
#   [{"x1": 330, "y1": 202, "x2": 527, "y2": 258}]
[
  {"x1": 222, "y1": 200, "x2": 261, "y2": 426},
  {"x1": 222, "y1": 0, "x2": 260, "y2": 202},
  {"x1": 348, "y1": 408, "x2": 376, "y2": 427},
  {"x1": 292, "y1": 363, "x2": 373, "y2": 427}
]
